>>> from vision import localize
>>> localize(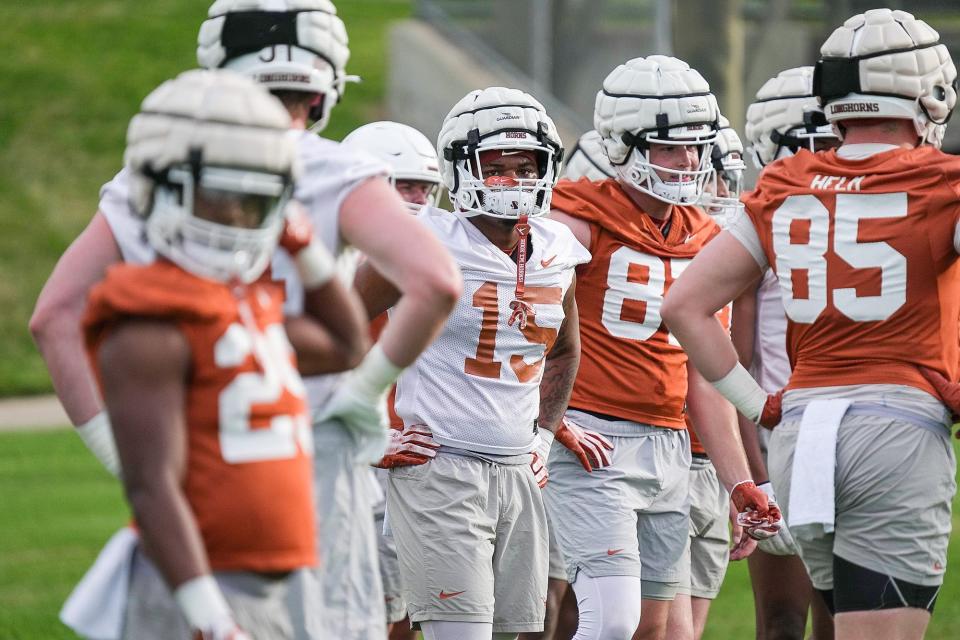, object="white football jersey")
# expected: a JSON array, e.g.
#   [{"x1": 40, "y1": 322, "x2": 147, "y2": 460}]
[
  {"x1": 97, "y1": 131, "x2": 389, "y2": 413},
  {"x1": 394, "y1": 209, "x2": 591, "y2": 455},
  {"x1": 750, "y1": 269, "x2": 791, "y2": 393}
]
